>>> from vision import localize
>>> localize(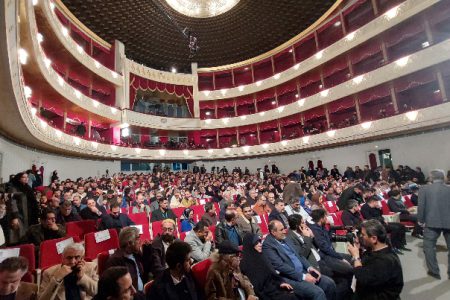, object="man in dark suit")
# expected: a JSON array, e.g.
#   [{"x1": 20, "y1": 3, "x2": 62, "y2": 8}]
[
  {"x1": 98, "y1": 200, "x2": 135, "y2": 232},
  {"x1": 337, "y1": 184, "x2": 364, "y2": 210},
  {"x1": 150, "y1": 198, "x2": 177, "y2": 222},
  {"x1": 263, "y1": 220, "x2": 336, "y2": 300},
  {"x1": 268, "y1": 199, "x2": 289, "y2": 228},
  {"x1": 418, "y1": 169, "x2": 450, "y2": 279},
  {"x1": 146, "y1": 219, "x2": 178, "y2": 278},
  {"x1": 148, "y1": 241, "x2": 199, "y2": 299}
]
